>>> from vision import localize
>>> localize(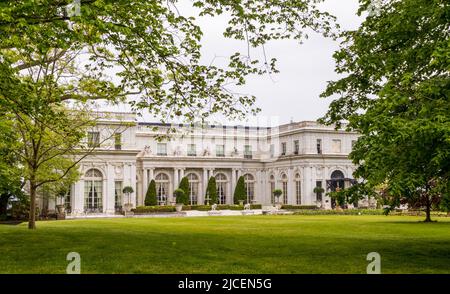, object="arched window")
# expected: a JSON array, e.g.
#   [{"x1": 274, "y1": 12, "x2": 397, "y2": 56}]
[
  {"x1": 244, "y1": 174, "x2": 255, "y2": 204},
  {"x1": 84, "y1": 169, "x2": 103, "y2": 213},
  {"x1": 281, "y1": 174, "x2": 288, "y2": 204},
  {"x1": 331, "y1": 170, "x2": 345, "y2": 190},
  {"x1": 155, "y1": 173, "x2": 169, "y2": 205},
  {"x1": 331, "y1": 170, "x2": 345, "y2": 179},
  {"x1": 187, "y1": 173, "x2": 199, "y2": 205},
  {"x1": 215, "y1": 173, "x2": 227, "y2": 204},
  {"x1": 269, "y1": 175, "x2": 275, "y2": 204},
  {"x1": 295, "y1": 173, "x2": 301, "y2": 205}
]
